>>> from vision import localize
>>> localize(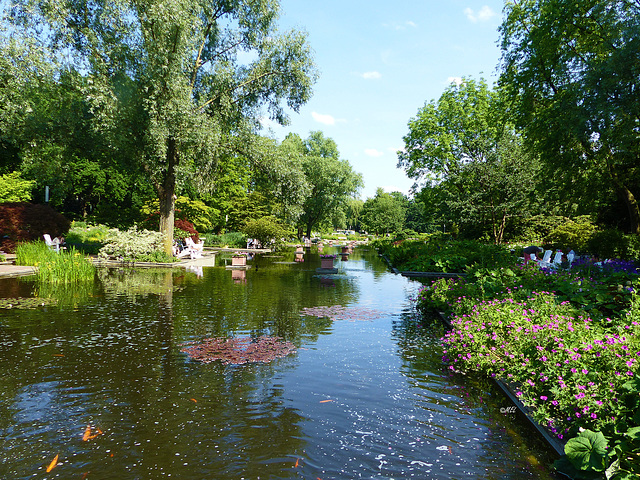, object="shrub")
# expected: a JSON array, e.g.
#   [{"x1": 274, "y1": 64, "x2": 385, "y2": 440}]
[
  {"x1": 545, "y1": 216, "x2": 596, "y2": 253},
  {"x1": 587, "y1": 229, "x2": 628, "y2": 260},
  {"x1": 174, "y1": 218, "x2": 198, "y2": 242},
  {"x1": 98, "y1": 226, "x2": 170, "y2": 262},
  {"x1": 0, "y1": 171, "x2": 35, "y2": 202},
  {"x1": 203, "y1": 231, "x2": 247, "y2": 248},
  {"x1": 242, "y1": 216, "x2": 290, "y2": 250},
  {"x1": 0, "y1": 202, "x2": 71, "y2": 253}
]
